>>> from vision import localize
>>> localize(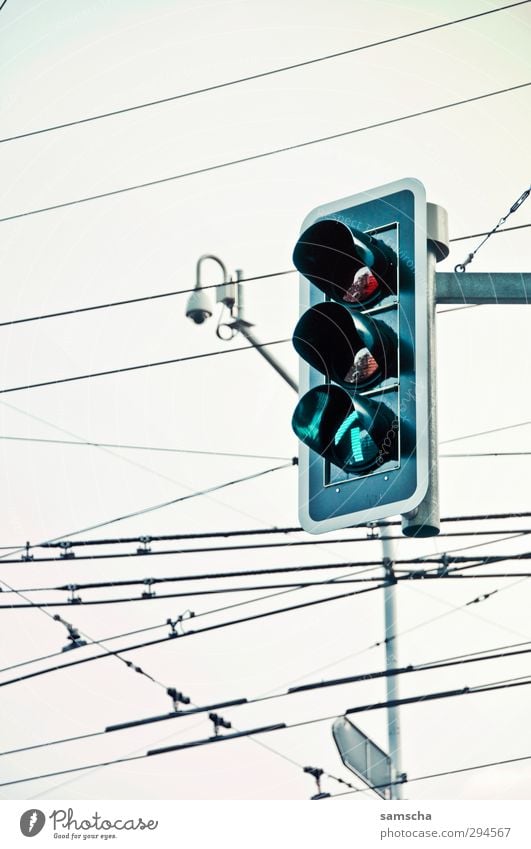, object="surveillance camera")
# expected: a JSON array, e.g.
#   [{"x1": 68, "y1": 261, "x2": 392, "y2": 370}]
[
  {"x1": 187, "y1": 308, "x2": 211, "y2": 325},
  {"x1": 185, "y1": 287, "x2": 213, "y2": 324}
]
